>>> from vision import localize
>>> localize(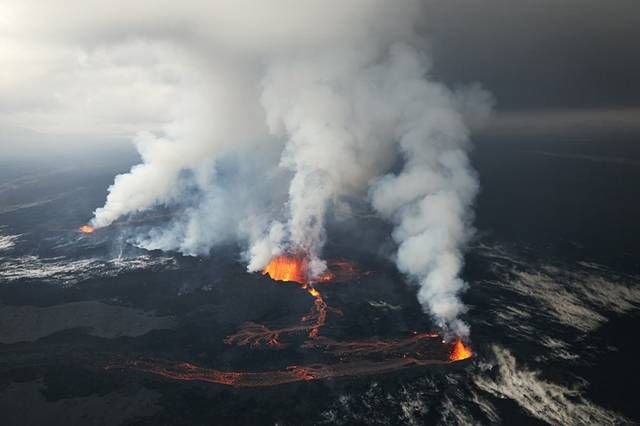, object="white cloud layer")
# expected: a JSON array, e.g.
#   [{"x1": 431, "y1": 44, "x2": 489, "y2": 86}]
[{"x1": 475, "y1": 346, "x2": 627, "y2": 425}]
